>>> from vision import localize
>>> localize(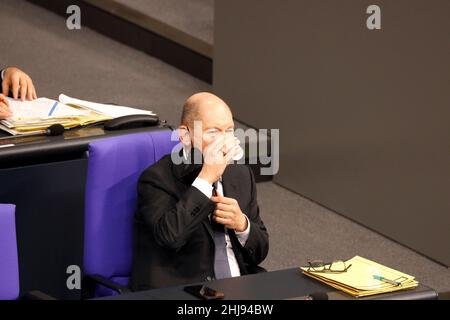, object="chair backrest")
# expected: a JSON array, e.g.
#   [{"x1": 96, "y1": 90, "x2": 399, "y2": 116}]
[
  {"x1": 83, "y1": 130, "x2": 179, "y2": 295},
  {"x1": 0, "y1": 204, "x2": 19, "y2": 300}
]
